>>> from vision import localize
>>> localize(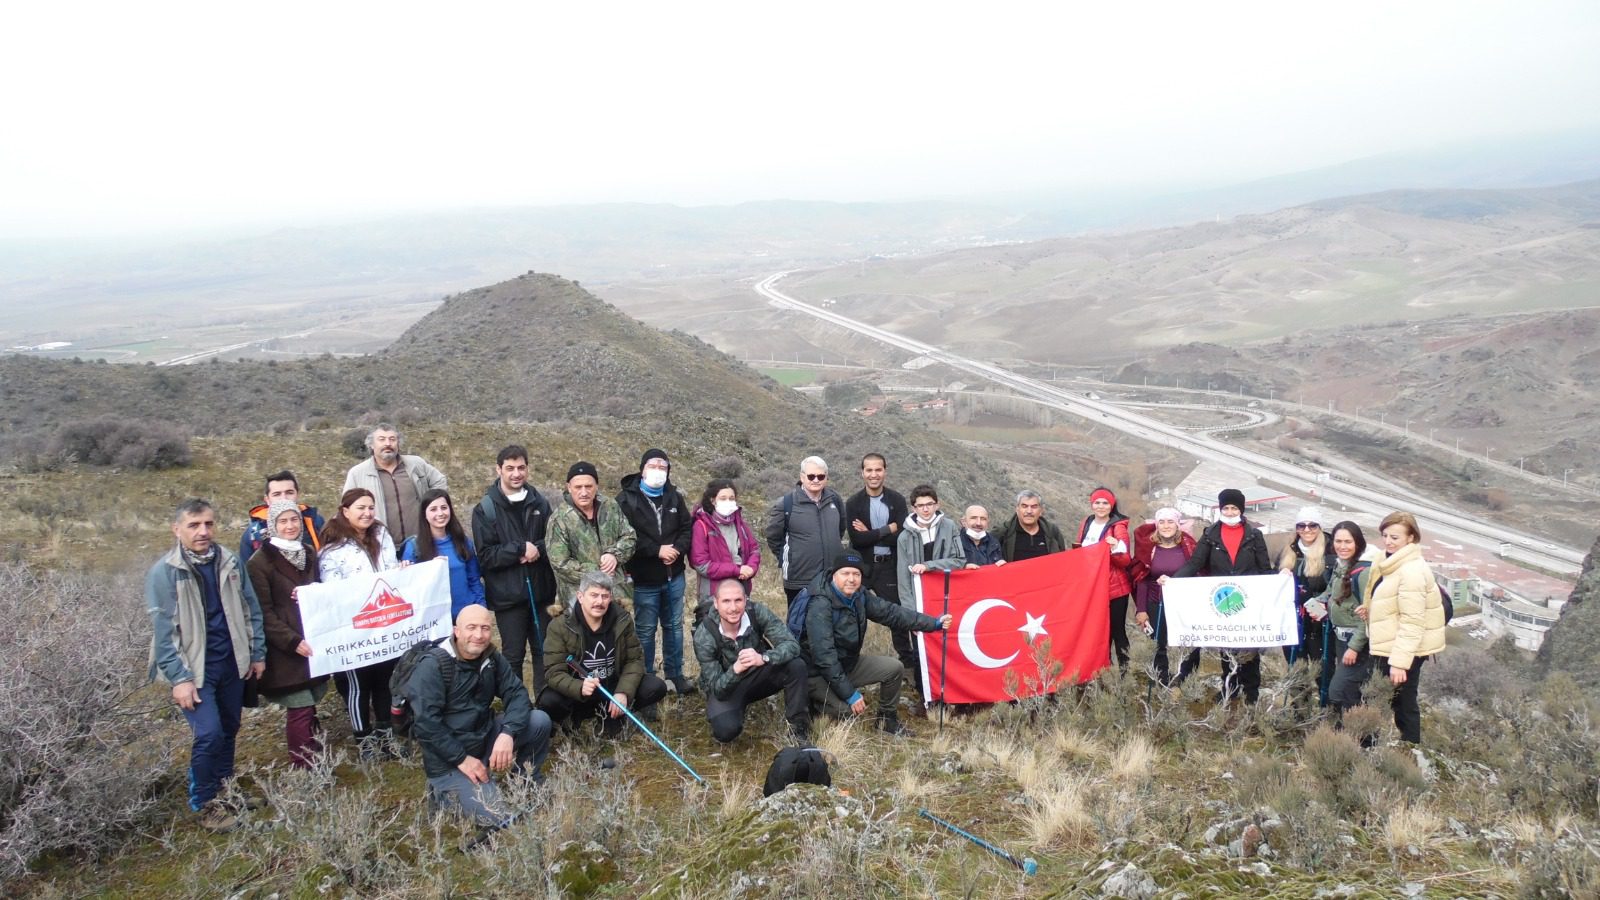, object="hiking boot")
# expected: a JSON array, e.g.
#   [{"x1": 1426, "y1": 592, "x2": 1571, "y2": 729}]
[
  {"x1": 670, "y1": 675, "x2": 696, "y2": 696},
  {"x1": 788, "y1": 721, "x2": 811, "y2": 744},
  {"x1": 601, "y1": 716, "x2": 624, "y2": 740},
  {"x1": 375, "y1": 727, "x2": 412, "y2": 760},
  {"x1": 638, "y1": 704, "x2": 659, "y2": 723},
  {"x1": 196, "y1": 801, "x2": 239, "y2": 833},
  {"x1": 357, "y1": 733, "x2": 383, "y2": 762},
  {"x1": 878, "y1": 711, "x2": 907, "y2": 736}
]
